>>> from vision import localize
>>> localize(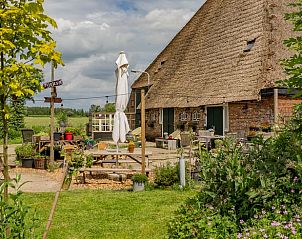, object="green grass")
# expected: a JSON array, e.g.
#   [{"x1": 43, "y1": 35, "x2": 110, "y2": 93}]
[
  {"x1": 23, "y1": 189, "x2": 196, "y2": 239},
  {"x1": 24, "y1": 116, "x2": 88, "y2": 128}
]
